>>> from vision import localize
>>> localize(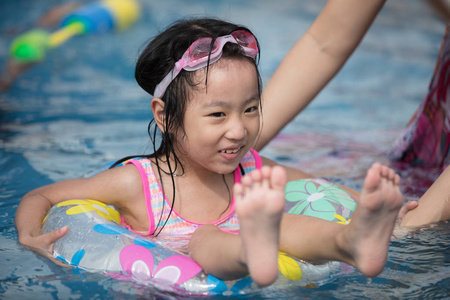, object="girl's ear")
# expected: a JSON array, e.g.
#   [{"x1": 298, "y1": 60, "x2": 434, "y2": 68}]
[{"x1": 151, "y1": 97, "x2": 166, "y2": 133}]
